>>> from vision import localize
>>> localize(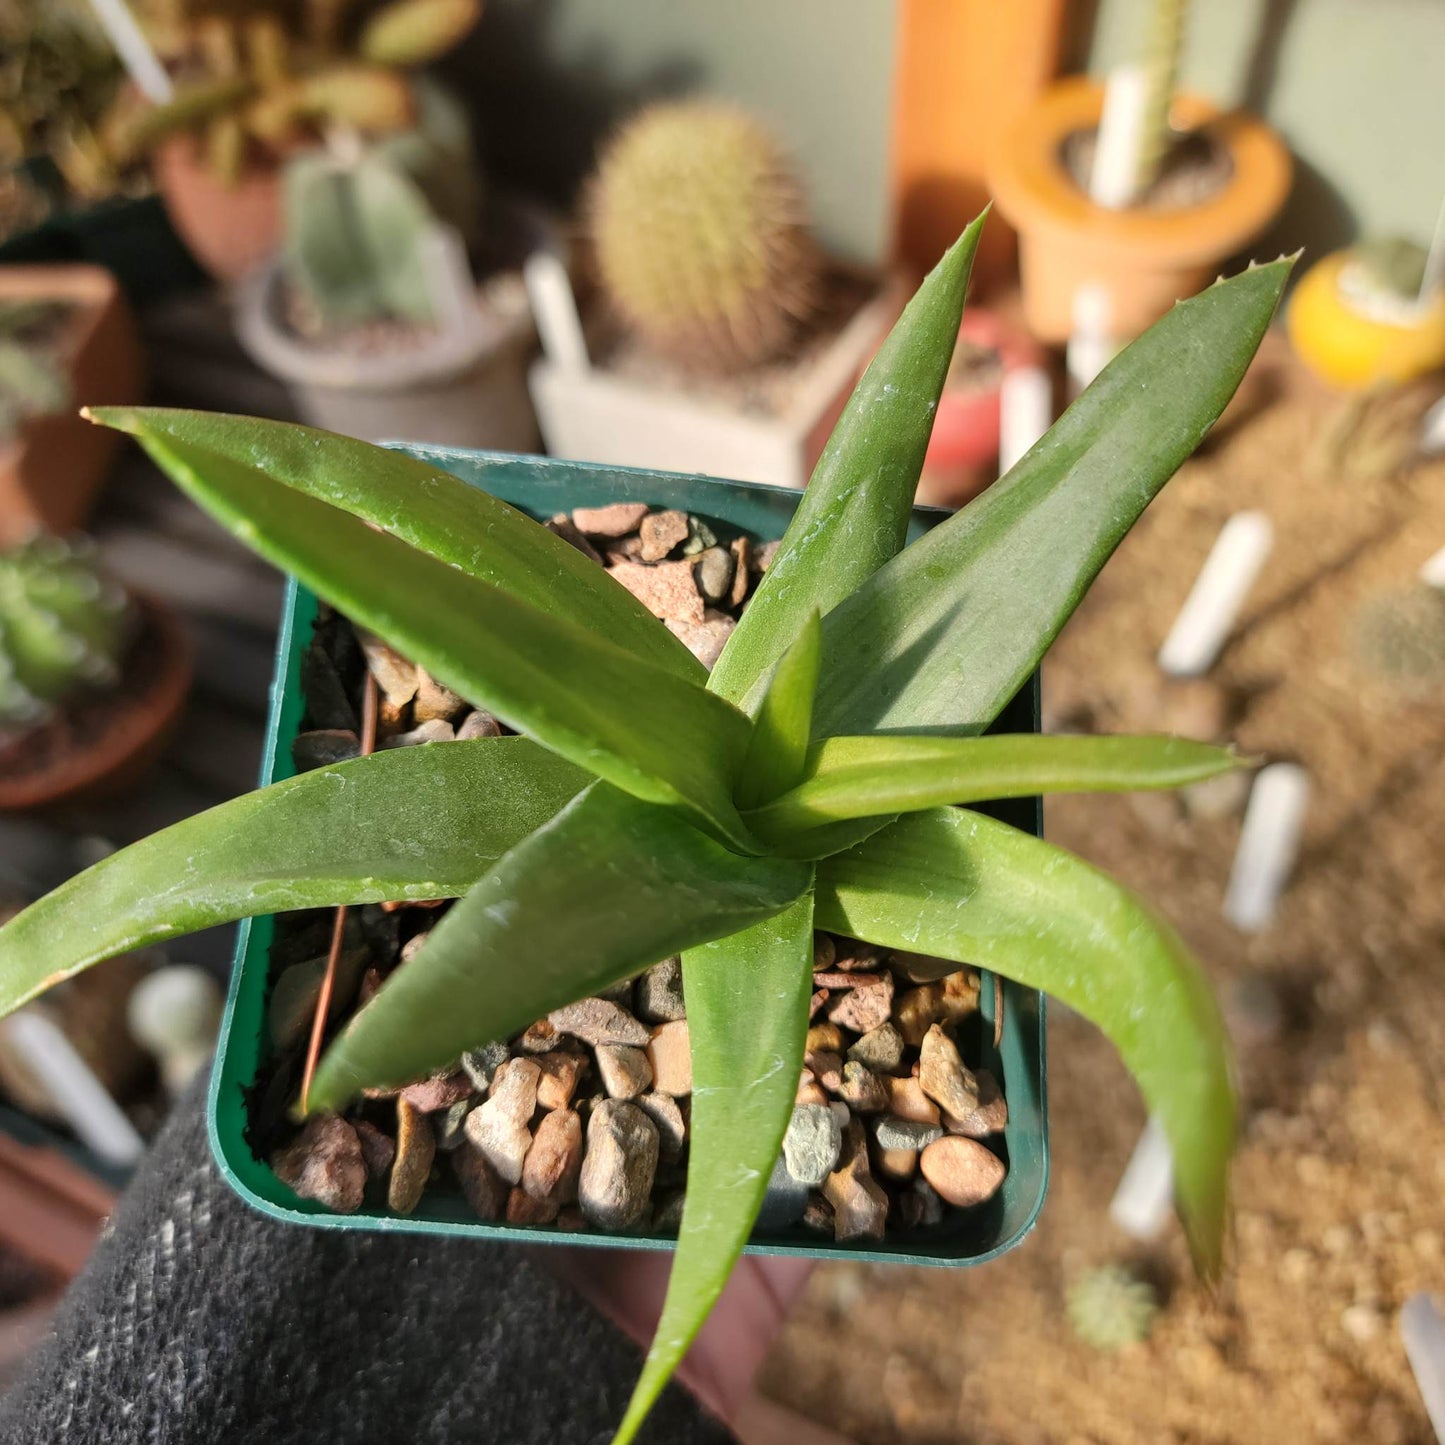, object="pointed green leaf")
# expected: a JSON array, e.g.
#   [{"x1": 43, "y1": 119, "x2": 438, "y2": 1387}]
[
  {"x1": 708, "y1": 214, "x2": 985, "y2": 710},
  {"x1": 614, "y1": 891, "x2": 816, "y2": 1445},
  {"x1": 0, "y1": 739, "x2": 587, "y2": 1019},
  {"x1": 114, "y1": 430, "x2": 758, "y2": 850},
  {"x1": 307, "y1": 784, "x2": 810, "y2": 1111},
  {"x1": 812, "y1": 259, "x2": 1293, "y2": 738},
  {"x1": 816, "y1": 807, "x2": 1235, "y2": 1276},
  {"x1": 735, "y1": 610, "x2": 821, "y2": 810},
  {"x1": 91, "y1": 407, "x2": 701, "y2": 679},
  {"x1": 747, "y1": 733, "x2": 1241, "y2": 846}
]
